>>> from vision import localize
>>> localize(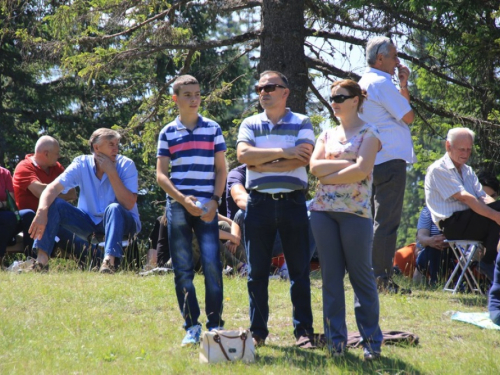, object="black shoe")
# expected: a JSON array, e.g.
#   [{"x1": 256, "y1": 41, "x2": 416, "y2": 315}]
[
  {"x1": 377, "y1": 277, "x2": 411, "y2": 295},
  {"x1": 363, "y1": 347, "x2": 381, "y2": 361}
]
